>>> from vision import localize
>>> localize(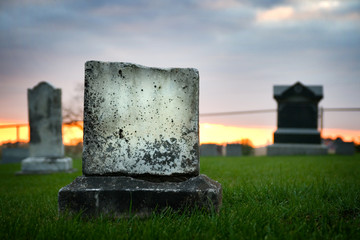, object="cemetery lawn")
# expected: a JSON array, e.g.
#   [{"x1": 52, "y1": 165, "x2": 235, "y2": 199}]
[{"x1": 1, "y1": 155, "x2": 359, "y2": 240}]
